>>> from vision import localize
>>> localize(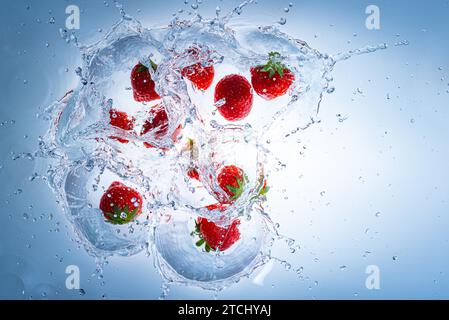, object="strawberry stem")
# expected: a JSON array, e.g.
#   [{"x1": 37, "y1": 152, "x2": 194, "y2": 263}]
[
  {"x1": 226, "y1": 174, "x2": 249, "y2": 201},
  {"x1": 137, "y1": 59, "x2": 158, "y2": 73},
  {"x1": 260, "y1": 51, "x2": 287, "y2": 79}
]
